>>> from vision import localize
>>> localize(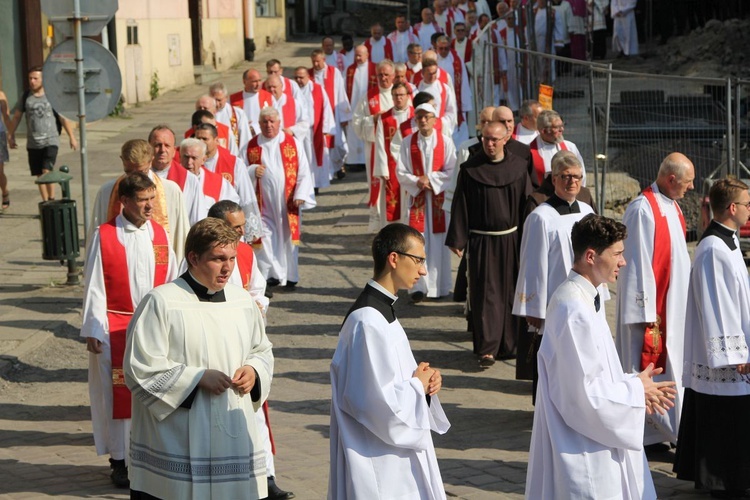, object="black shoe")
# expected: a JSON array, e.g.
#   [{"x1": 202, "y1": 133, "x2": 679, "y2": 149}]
[
  {"x1": 267, "y1": 278, "x2": 281, "y2": 287},
  {"x1": 314, "y1": 187, "x2": 319, "y2": 195},
  {"x1": 710, "y1": 490, "x2": 750, "y2": 499},
  {"x1": 109, "y1": 458, "x2": 129, "y2": 488},
  {"x1": 336, "y1": 169, "x2": 346, "y2": 180},
  {"x1": 264, "y1": 289, "x2": 274, "y2": 299},
  {"x1": 285, "y1": 281, "x2": 297, "y2": 289},
  {"x1": 644, "y1": 442, "x2": 670, "y2": 454},
  {"x1": 479, "y1": 355, "x2": 495, "y2": 369},
  {"x1": 411, "y1": 291, "x2": 425, "y2": 303},
  {"x1": 264, "y1": 476, "x2": 295, "y2": 499}
]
